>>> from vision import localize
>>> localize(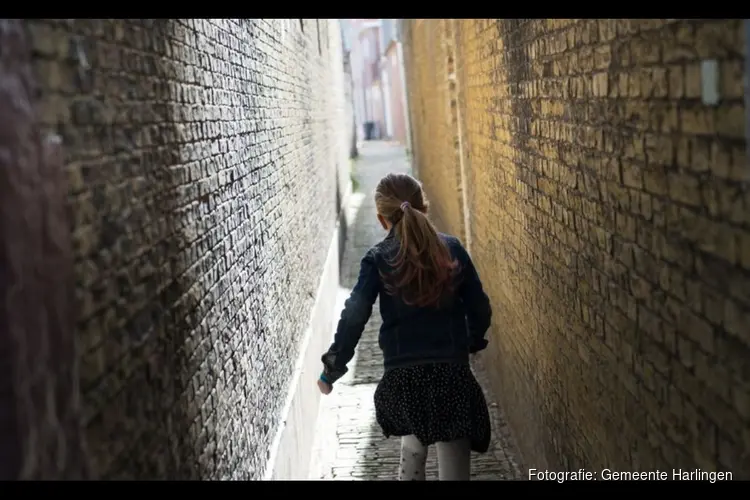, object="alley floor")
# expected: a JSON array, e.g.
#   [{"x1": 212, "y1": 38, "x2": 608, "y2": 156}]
[{"x1": 308, "y1": 141, "x2": 525, "y2": 480}]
